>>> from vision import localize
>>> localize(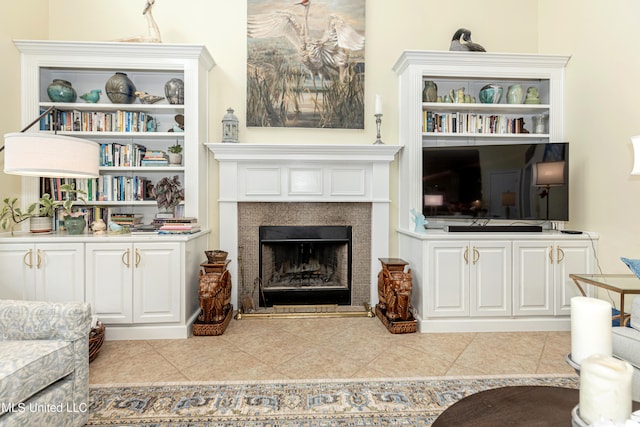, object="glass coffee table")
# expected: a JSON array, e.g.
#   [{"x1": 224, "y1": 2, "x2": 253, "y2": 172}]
[{"x1": 570, "y1": 274, "x2": 640, "y2": 326}]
